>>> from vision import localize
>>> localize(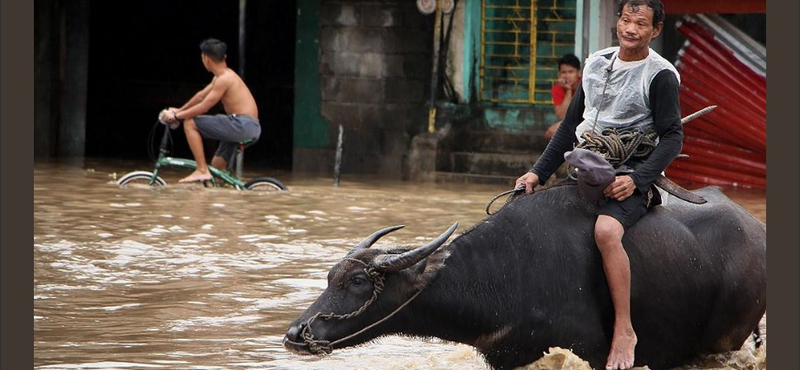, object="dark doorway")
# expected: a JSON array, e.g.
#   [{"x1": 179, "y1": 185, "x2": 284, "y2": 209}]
[{"x1": 86, "y1": 0, "x2": 295, "y2": 170}]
